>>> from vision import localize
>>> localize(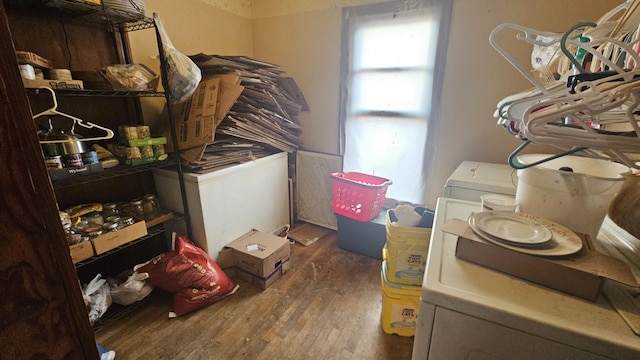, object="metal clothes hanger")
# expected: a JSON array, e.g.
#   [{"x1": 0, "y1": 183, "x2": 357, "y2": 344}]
[
  {"x1": 32, "y1": 87, "x2": 114, "y2": 144},
  {"x1": 507, "y1": 140, "x2": 587, "y2": 169}
]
